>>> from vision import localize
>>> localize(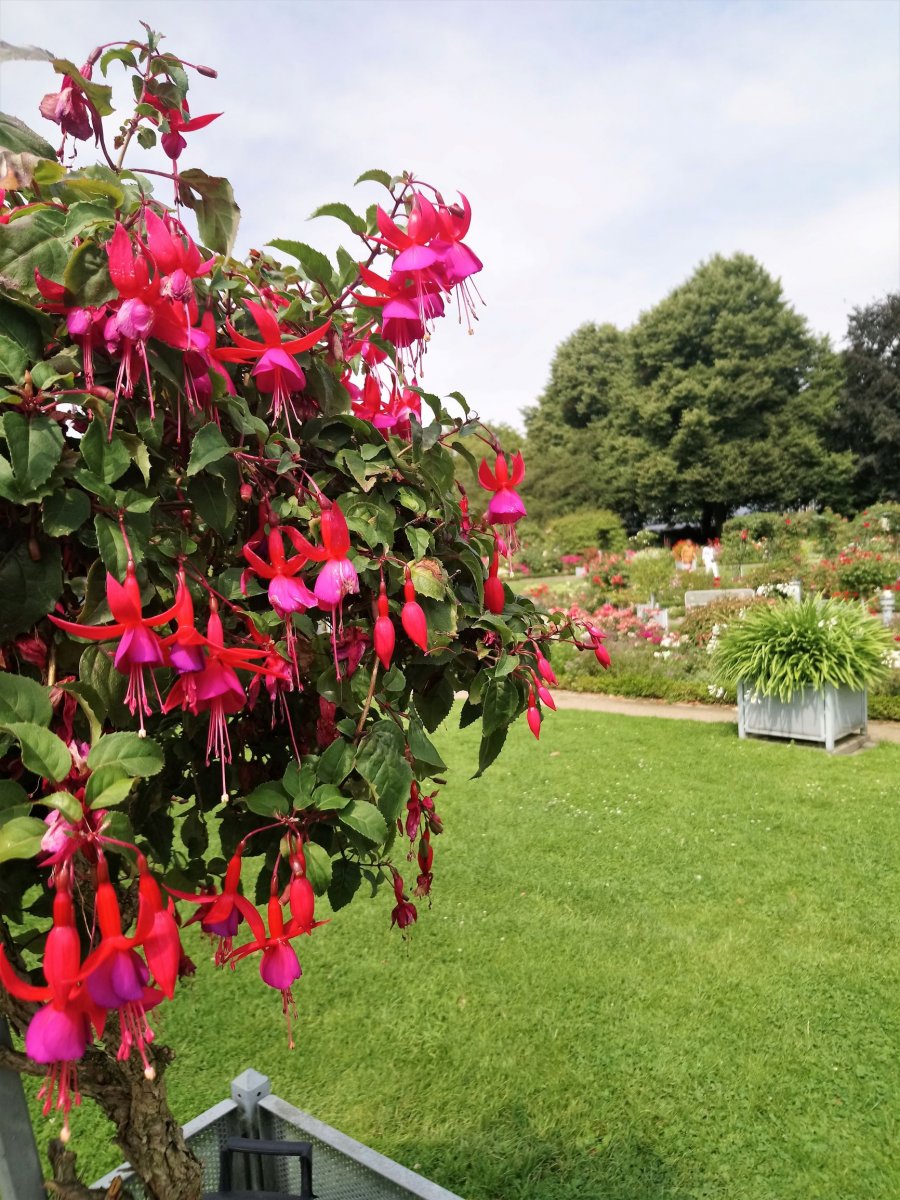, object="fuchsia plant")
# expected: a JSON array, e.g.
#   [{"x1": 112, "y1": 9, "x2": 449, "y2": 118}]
[{"x1": 0, "y1": 25, "x2": 605, "y2": 1198}]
